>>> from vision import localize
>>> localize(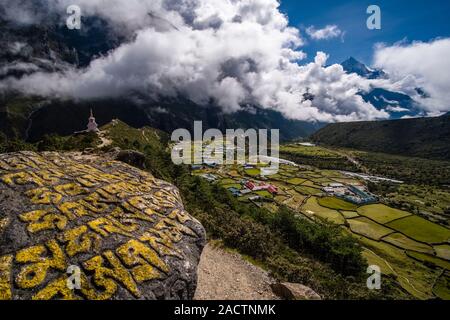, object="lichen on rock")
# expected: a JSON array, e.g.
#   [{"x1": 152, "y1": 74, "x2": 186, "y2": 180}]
[{"x1": 0, "y1": 151, "x2": 206, "y2": 300}]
